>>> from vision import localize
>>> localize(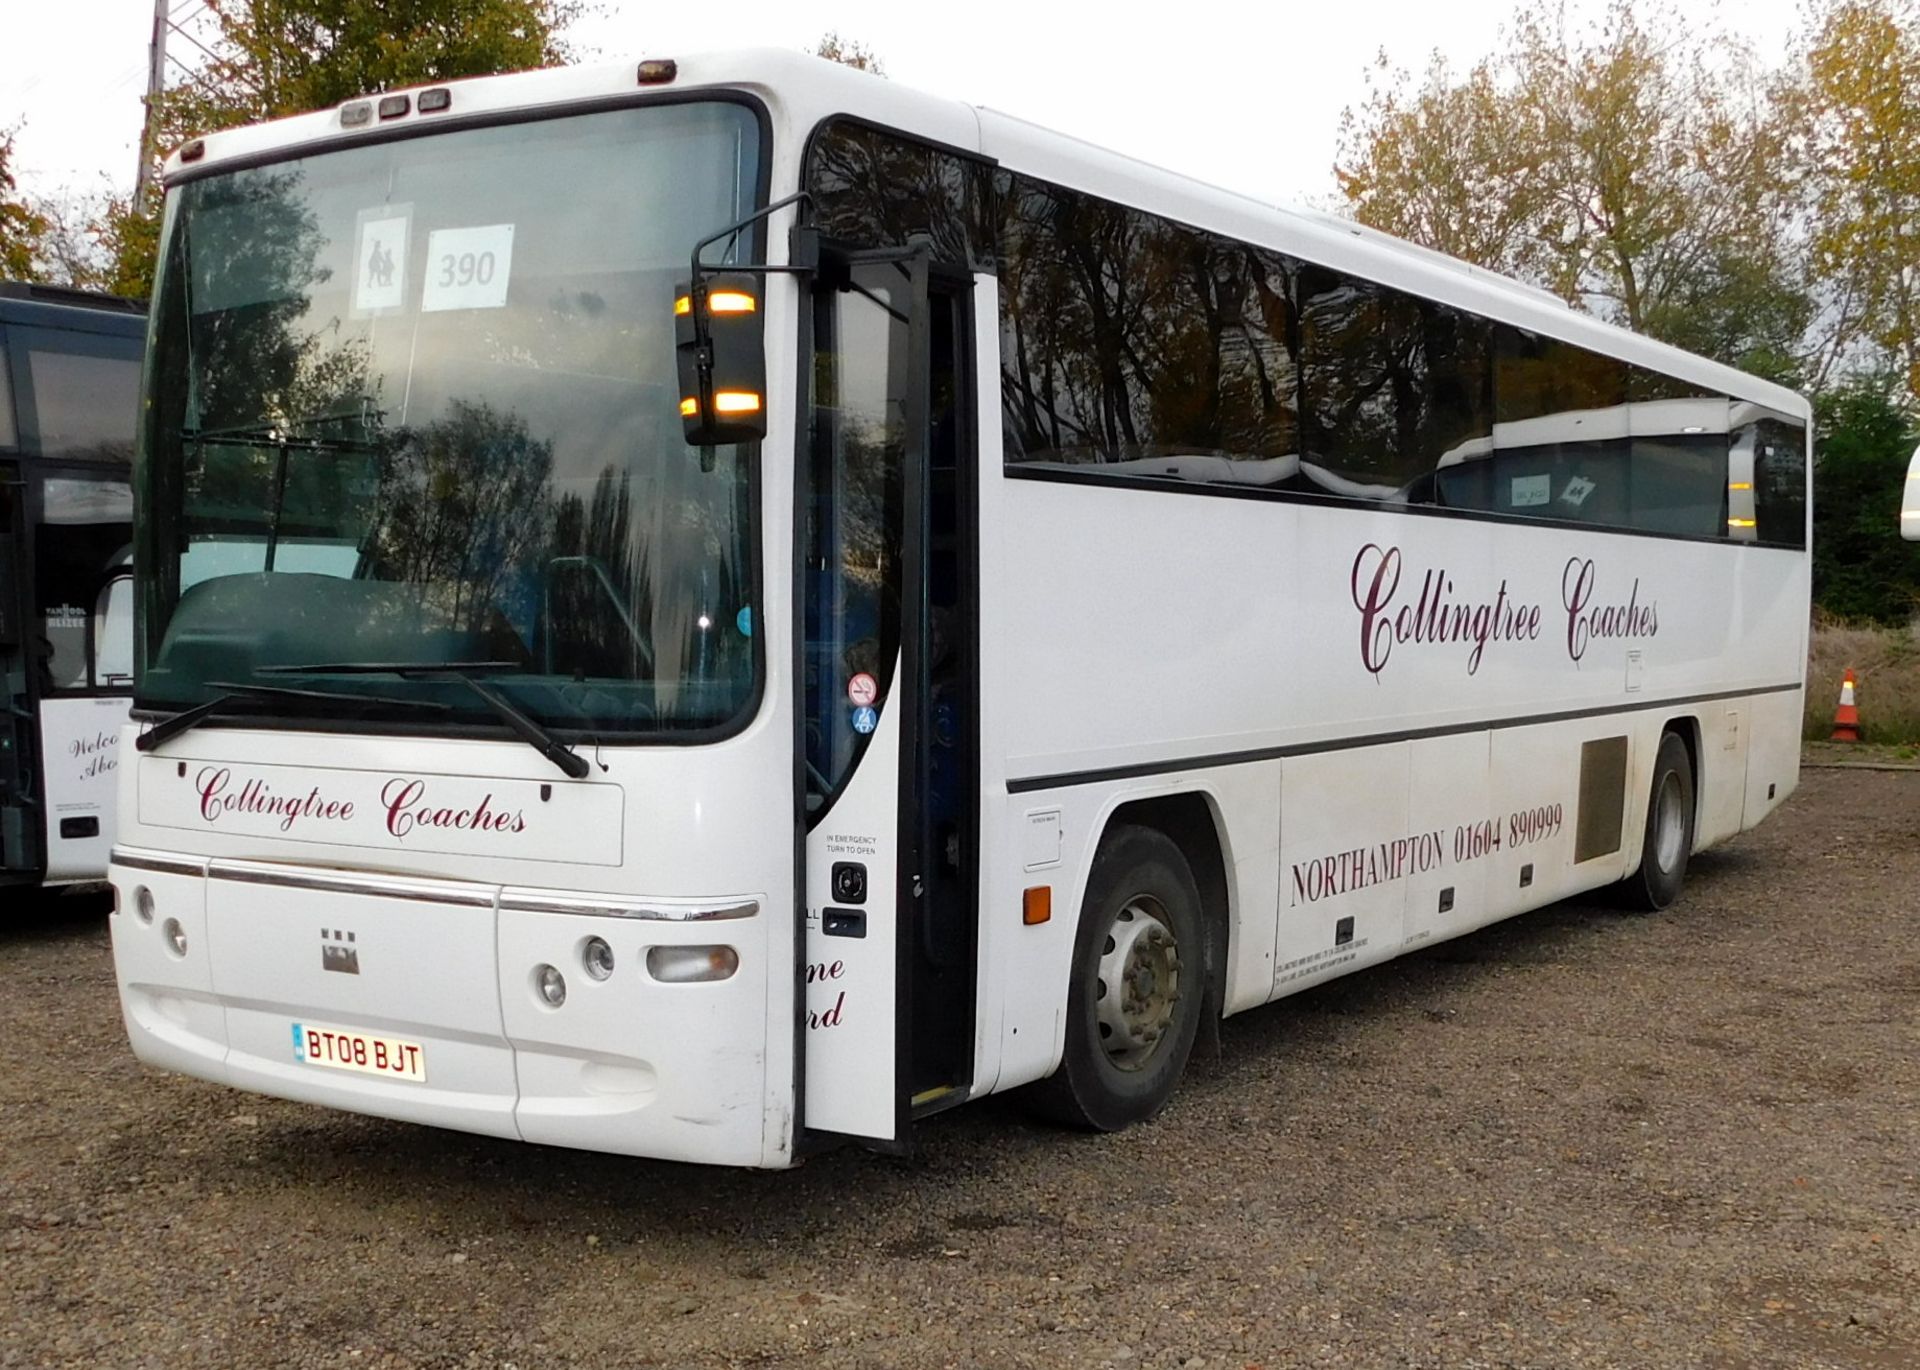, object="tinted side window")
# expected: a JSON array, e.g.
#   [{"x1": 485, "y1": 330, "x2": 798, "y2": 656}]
[
  {"x1": 1300, "y1": 270, "x2": 1429, "y2": 495},
  {"x1": 996, "y1": 172, "x2": 1298, "y2": 483},
  {"x1": 808, "y1": 121, "x2": 994, "y2": 269},
  {"x1": 0, "y1": 340, "x2": 15, "y2": 448},
  {"x1": 1626, "y1": 372, "x2": 1727, "y2": 538},
  {"x1": 1749, "y1": 416, "x2": 1807, "y2": 548},
  {"x1": 24, "y1": 344, "x2": 140, "y2": 464},
  {"x1": 1297, "y1": 271, "x2": 1494, "y2": 502},
  {"x1": 1453, "y1": 327, "x2": 1631, "y2": 526}
]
